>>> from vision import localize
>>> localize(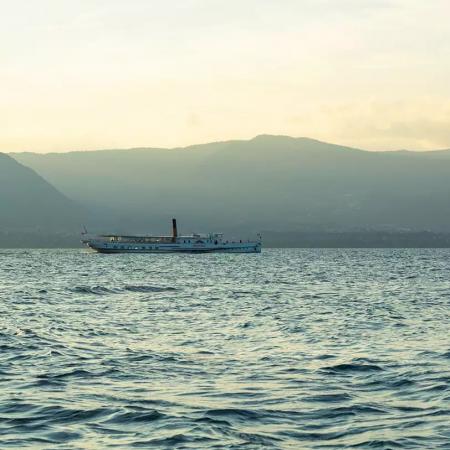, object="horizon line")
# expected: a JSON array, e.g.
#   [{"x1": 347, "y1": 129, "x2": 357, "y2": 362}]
[{"x1": 6, "y1": 134, "x2": 450, "y2": 155}]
